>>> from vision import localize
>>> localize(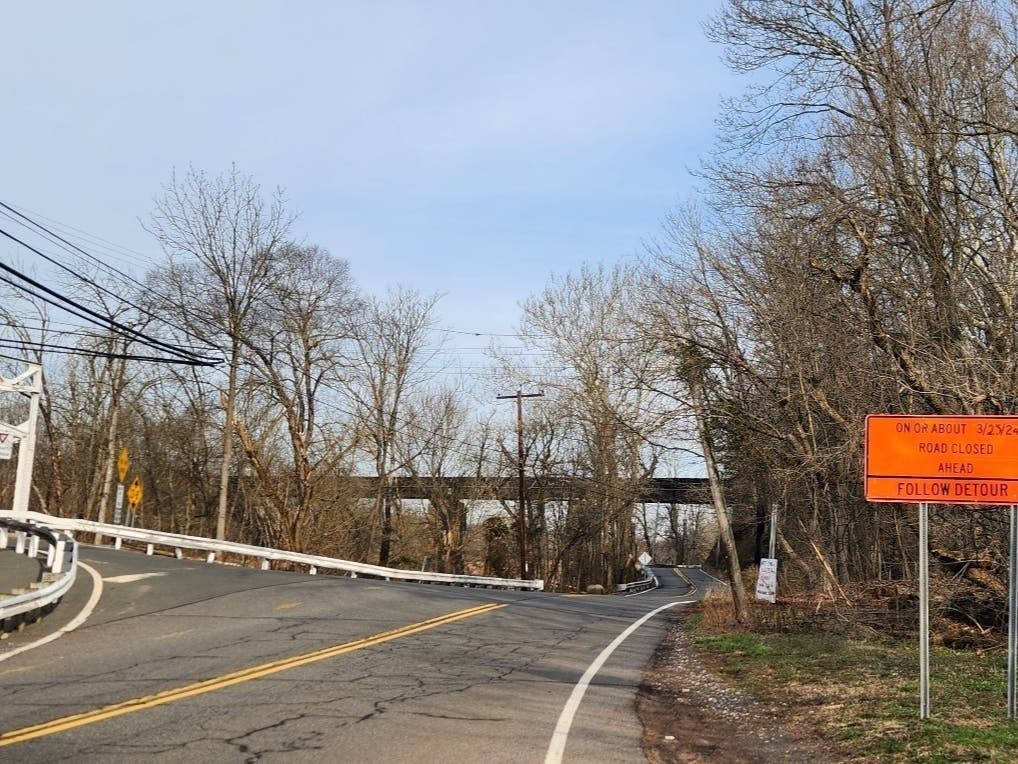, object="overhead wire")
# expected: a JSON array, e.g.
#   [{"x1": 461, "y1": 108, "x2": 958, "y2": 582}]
[
  {"x1": 0, "y1": 201, "x2": 154, "y2": 264},
  {"x1": 0, "y1": 201, "x2": 216, "y2": 352},
  {"x1": 1, "y1": 204, "x2": 567, "y2": 359},
  {"x1": 0, "y1": 338, "x2": 215, "y2": 365},
  {"x1": 0, "y1": 232, "x2": 218, "y2": 366}
]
